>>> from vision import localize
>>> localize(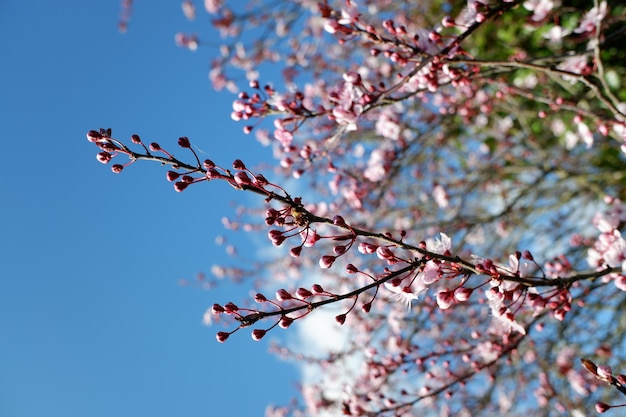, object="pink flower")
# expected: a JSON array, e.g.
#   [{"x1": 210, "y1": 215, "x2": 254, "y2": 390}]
[
  {"x1": 523, "y1": 0, "x2": 554, "y2": 22},
  {"x1": 574, "y1": 1, "x2": 607, "y2": 34}
]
